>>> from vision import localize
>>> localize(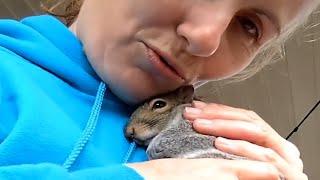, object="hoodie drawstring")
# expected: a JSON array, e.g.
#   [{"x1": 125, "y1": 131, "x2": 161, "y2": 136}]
[
  {"x1": 63, "y1": 82, "x2": 107, "y2": 170},
  {"x1": 123, "y1": 142, "x2": 137, "y2": 163}
]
